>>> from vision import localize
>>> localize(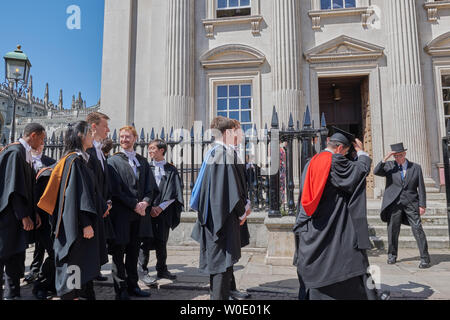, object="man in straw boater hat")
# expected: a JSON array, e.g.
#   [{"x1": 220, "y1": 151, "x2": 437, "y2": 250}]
[
  {"x1": 374, "y1": 142, "x2": 430, "y2": 269},
  {"x1": 294, "y1": 127, "x2": 384, "y2": 300}
]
